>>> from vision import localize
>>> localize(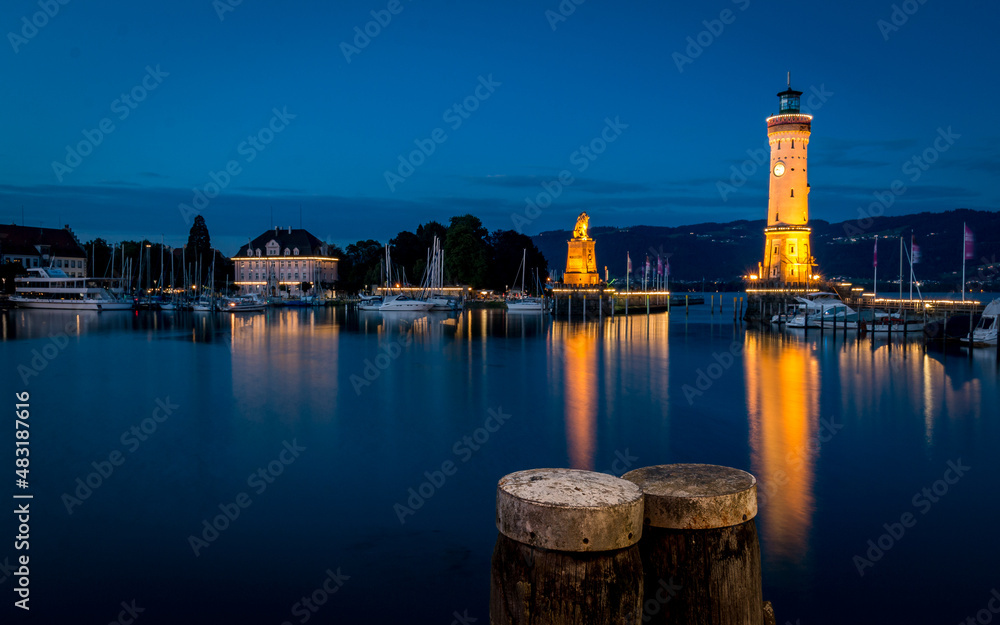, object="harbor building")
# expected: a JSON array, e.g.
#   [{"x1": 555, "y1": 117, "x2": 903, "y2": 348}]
[
  {"x1": 761, "y1": 80, "x2": 816, "y2": 286},
  {"x1": 0, "y1": 224, "x2": 88, "y2": 277},
  {"x1": 232, "y1": 227, "x2": 339, "y2": 298}
]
